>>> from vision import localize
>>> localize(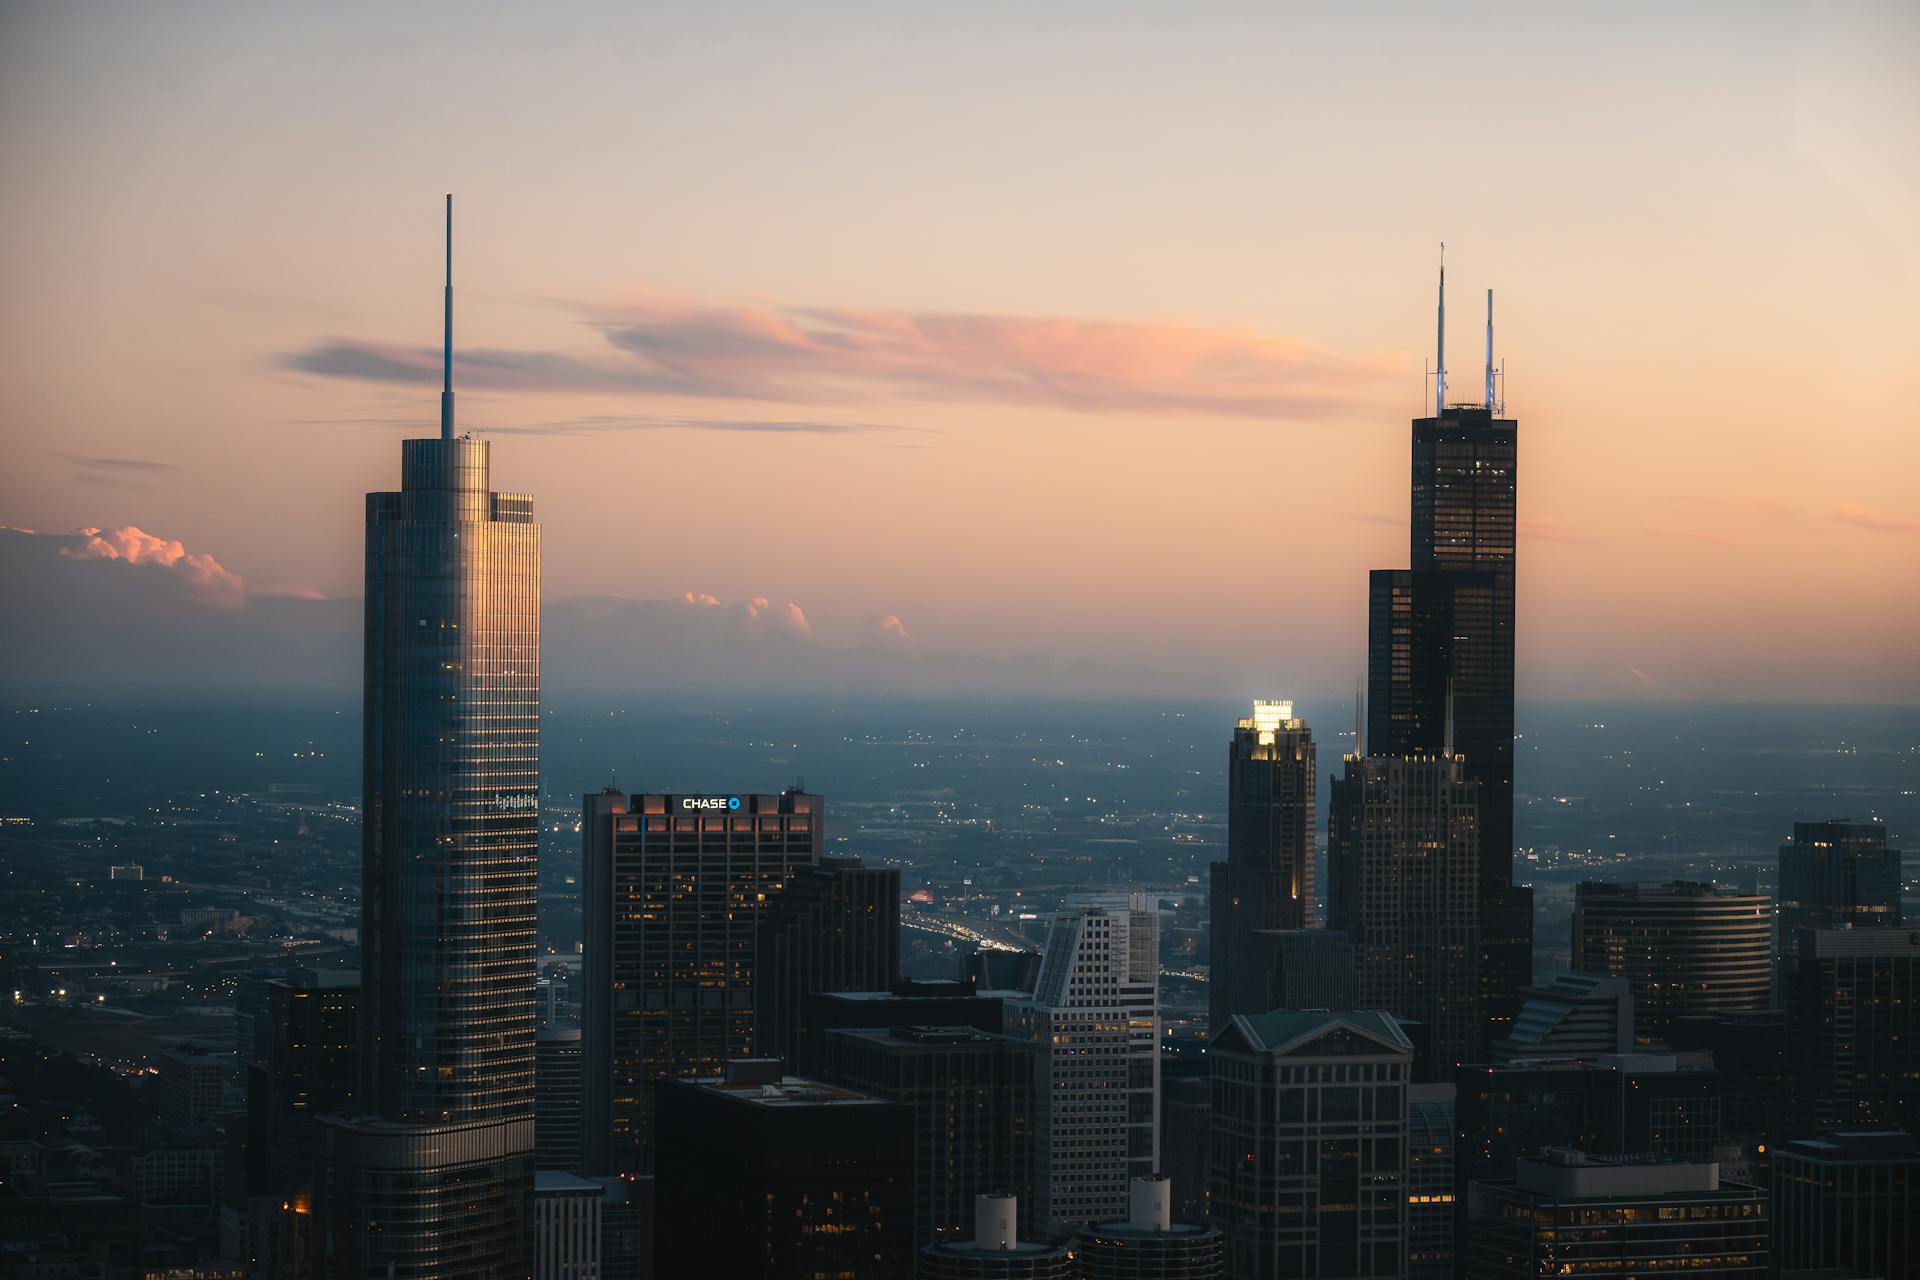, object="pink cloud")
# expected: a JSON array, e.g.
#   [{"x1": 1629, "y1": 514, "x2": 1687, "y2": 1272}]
[
  {"x1": 60, "y1": 525, "x2": 244, "y2": 607},
  {"x1": 682, "y1": 591, "x2": 723, "y2": 608},
  {"x1": 1835, "y1": 503, "x2": 1919, "y2": 534},
  {"x1": 877, "y1": 614, "x2": 911, "y2": 645}
]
